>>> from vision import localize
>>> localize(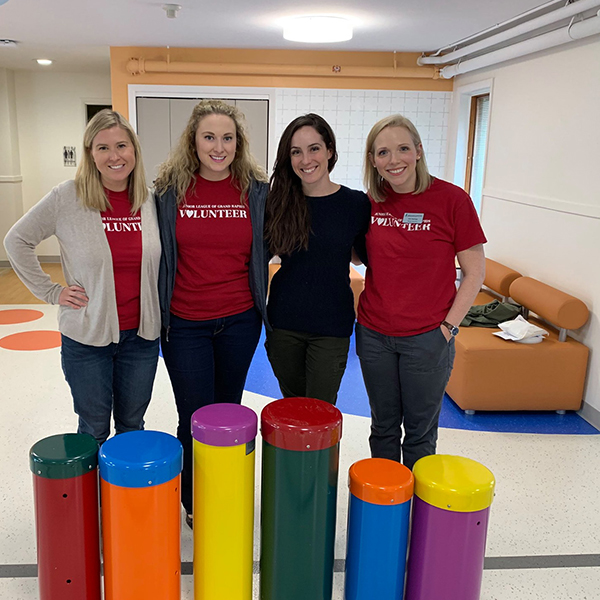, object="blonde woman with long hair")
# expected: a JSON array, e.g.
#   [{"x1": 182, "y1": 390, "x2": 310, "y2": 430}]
[
  {"x1": 4, "y1": 109, "x2": 161, "y2": 444},
  {"x1": 357, "y1": 114, "x2": 486, "y2": 470},
  {"x1": 154, "y1": 100, "x2": 269, "y2": 527}
]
